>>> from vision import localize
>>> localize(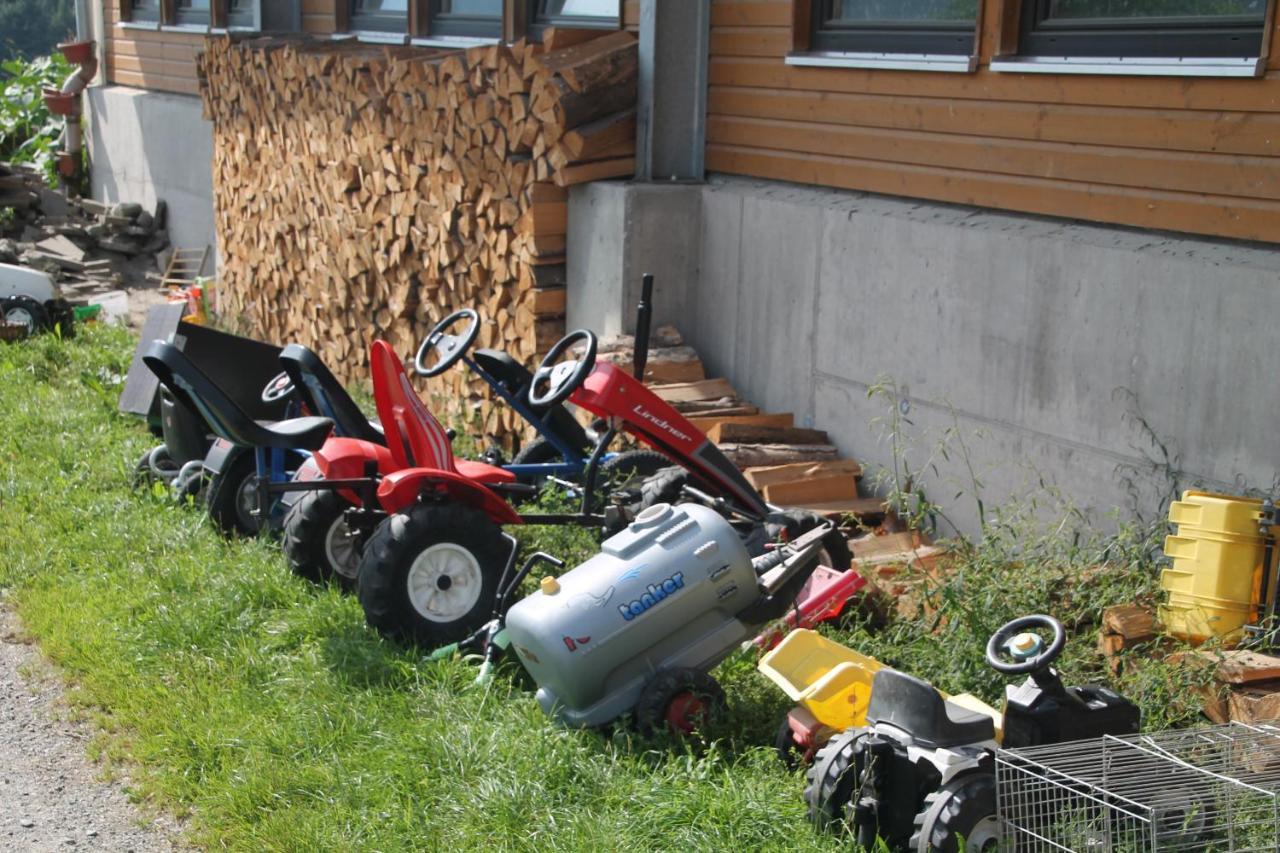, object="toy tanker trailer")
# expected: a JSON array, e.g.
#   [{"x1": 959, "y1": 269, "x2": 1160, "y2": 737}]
[{"x1": 505, "y1": 502, "x2": 831, "y2": 733}]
